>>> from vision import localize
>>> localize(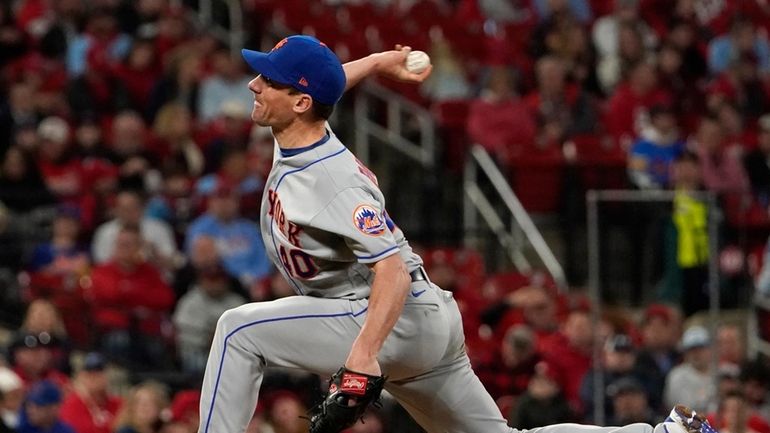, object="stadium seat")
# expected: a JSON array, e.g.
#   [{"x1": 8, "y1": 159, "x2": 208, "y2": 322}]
[
  {"x1": 509, "y1": 146, "x2": 566, "y2": 214},
  {"x1": 569, "y1": 134, "x2": 628, "y2": 190},
  {"x1": 432, "y1": 100, "x2": 471, "y2": 173}
]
